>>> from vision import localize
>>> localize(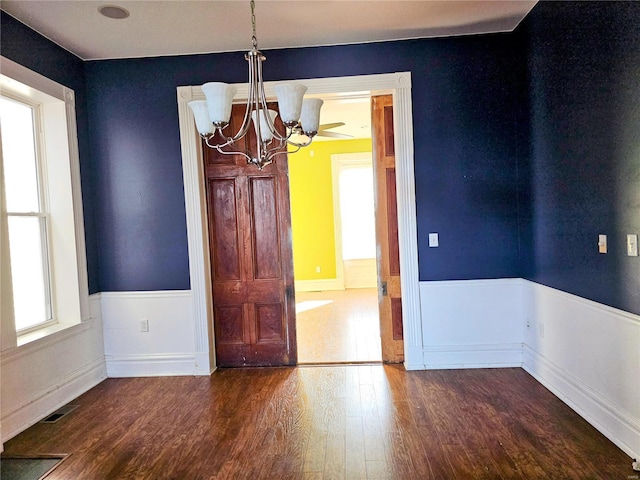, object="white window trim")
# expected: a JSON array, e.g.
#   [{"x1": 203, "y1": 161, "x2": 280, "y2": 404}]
[{"x1": 0, "y1": 56, "x2": 89, "y2": 350}]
